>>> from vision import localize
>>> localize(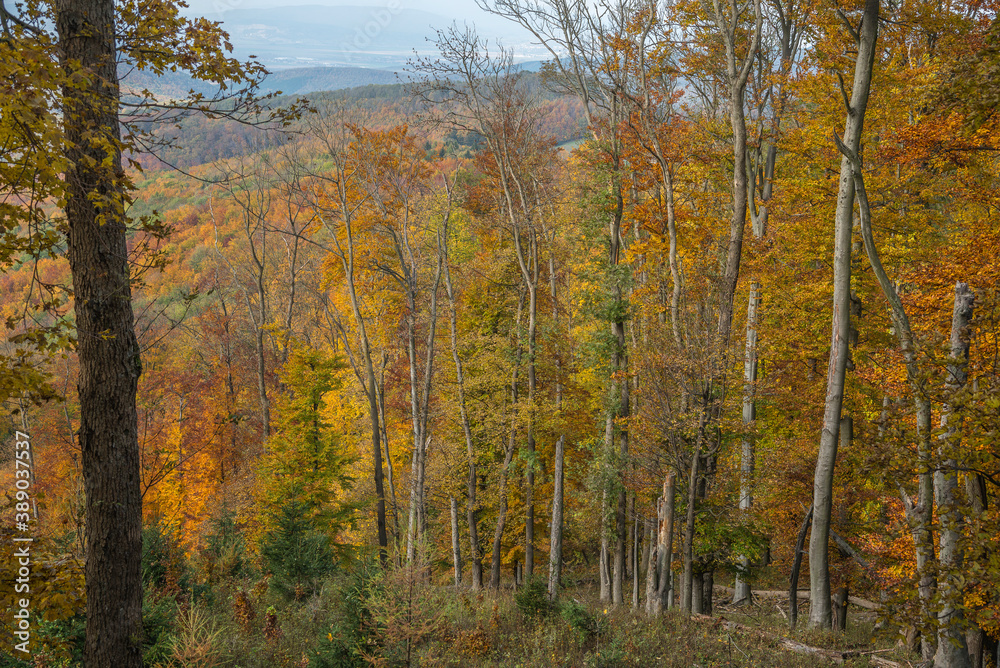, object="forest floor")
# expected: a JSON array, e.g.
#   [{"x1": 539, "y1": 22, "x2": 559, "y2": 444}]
[{"x1": 148, "y1": 568, "x2": 924, "y2": 668}]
